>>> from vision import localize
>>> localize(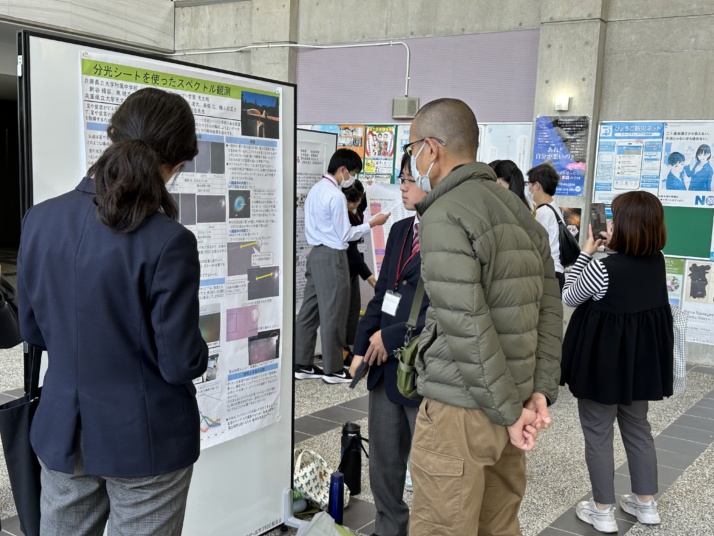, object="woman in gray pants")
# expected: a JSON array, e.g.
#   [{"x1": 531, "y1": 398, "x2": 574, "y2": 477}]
[{"x1": 560, "y1": 191, "x2": 674, "y2": 534}]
